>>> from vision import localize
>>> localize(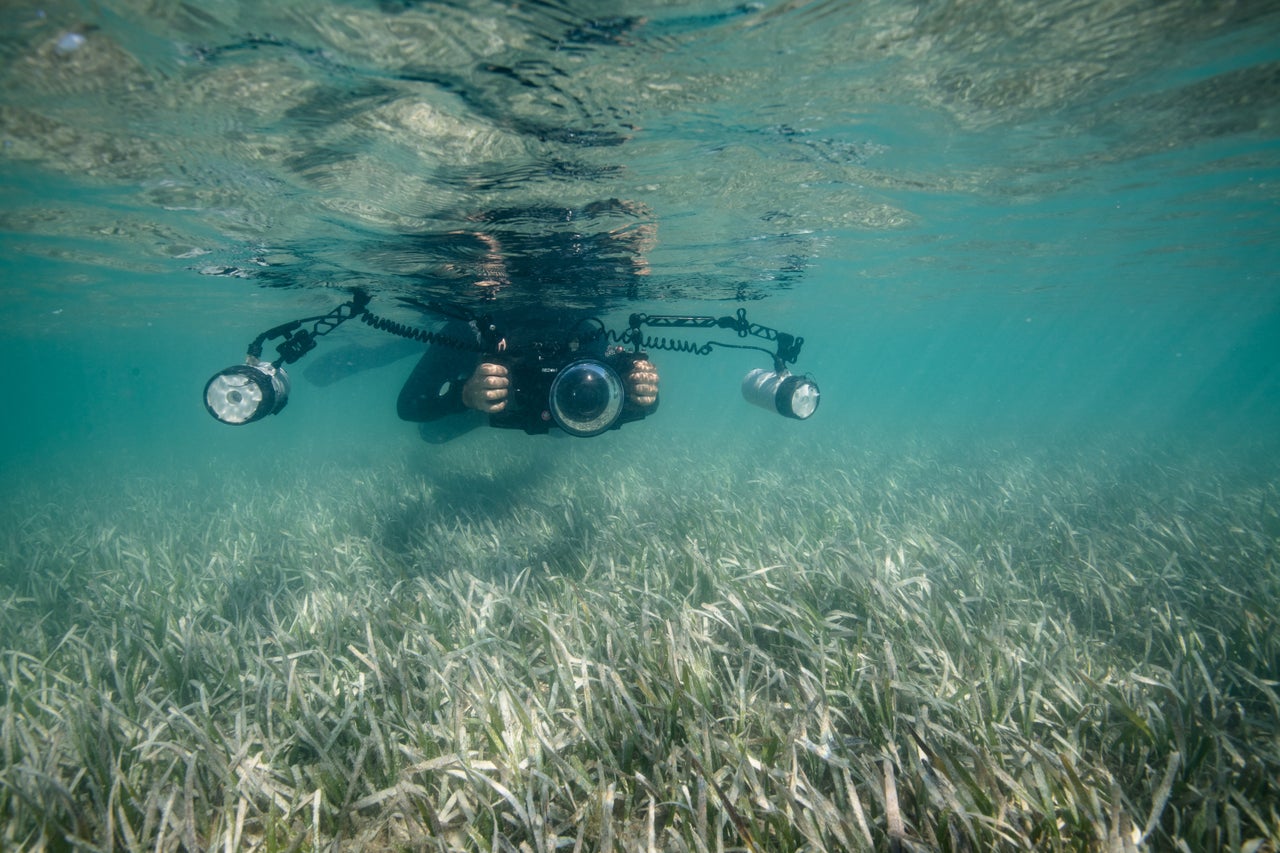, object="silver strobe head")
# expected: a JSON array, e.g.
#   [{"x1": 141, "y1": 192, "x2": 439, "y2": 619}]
[
  {"x1": 204, "y1": 358, "x2": 291, "y2": 425},
  {"x1": 742, "y1": 368, "x2": 820, "y2": 420}
]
